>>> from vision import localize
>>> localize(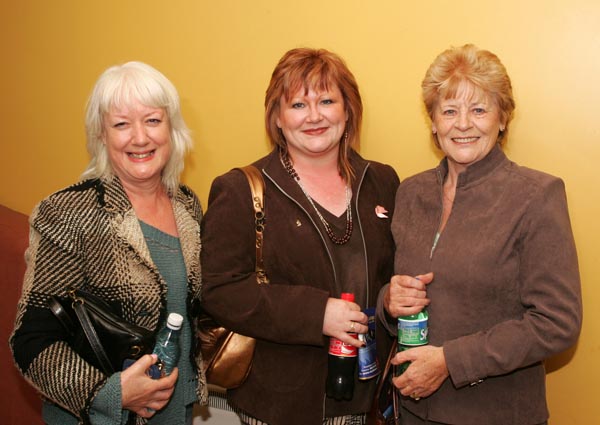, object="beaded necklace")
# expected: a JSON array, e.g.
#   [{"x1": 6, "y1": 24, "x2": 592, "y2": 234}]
[{"x1": 281, "y1": 153, "x2": 353, "y2": 245}]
